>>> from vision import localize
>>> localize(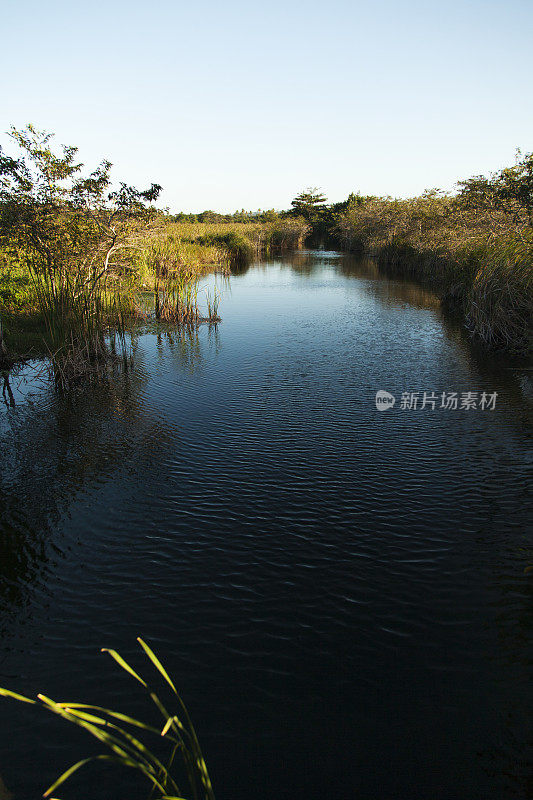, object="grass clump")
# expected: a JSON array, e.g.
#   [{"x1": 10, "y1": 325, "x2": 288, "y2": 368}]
[
  {"x1": 334, "y1": 183, "x2": 533, "y2": 355},
  {"x1": 464, "y1": 238, "x2": 532, "y2": 351},
  {"x1": 0, "y1": 638, "x2": 215, "y2": 800},
  {"x1": 170, "y1": 219, "x2": 309, "y2": 264},
  {"x1": 195, "y1": 231, "x2": 254, "y2": 266}
]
